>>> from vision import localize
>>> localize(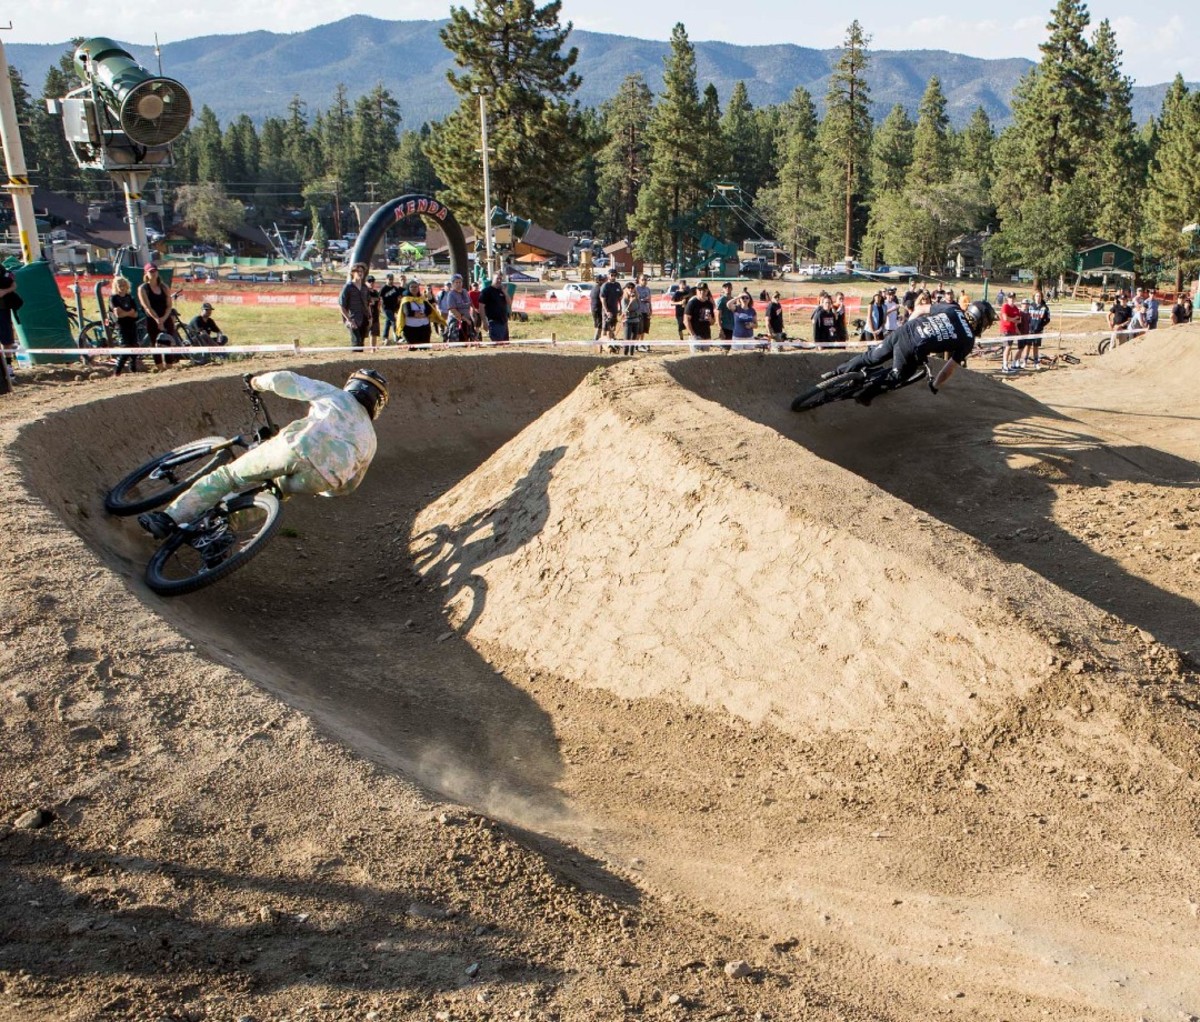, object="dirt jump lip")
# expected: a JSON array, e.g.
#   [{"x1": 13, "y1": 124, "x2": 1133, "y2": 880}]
[{"x1": 5, "y1": 348, "x2": 1200, "y2": 1020}]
